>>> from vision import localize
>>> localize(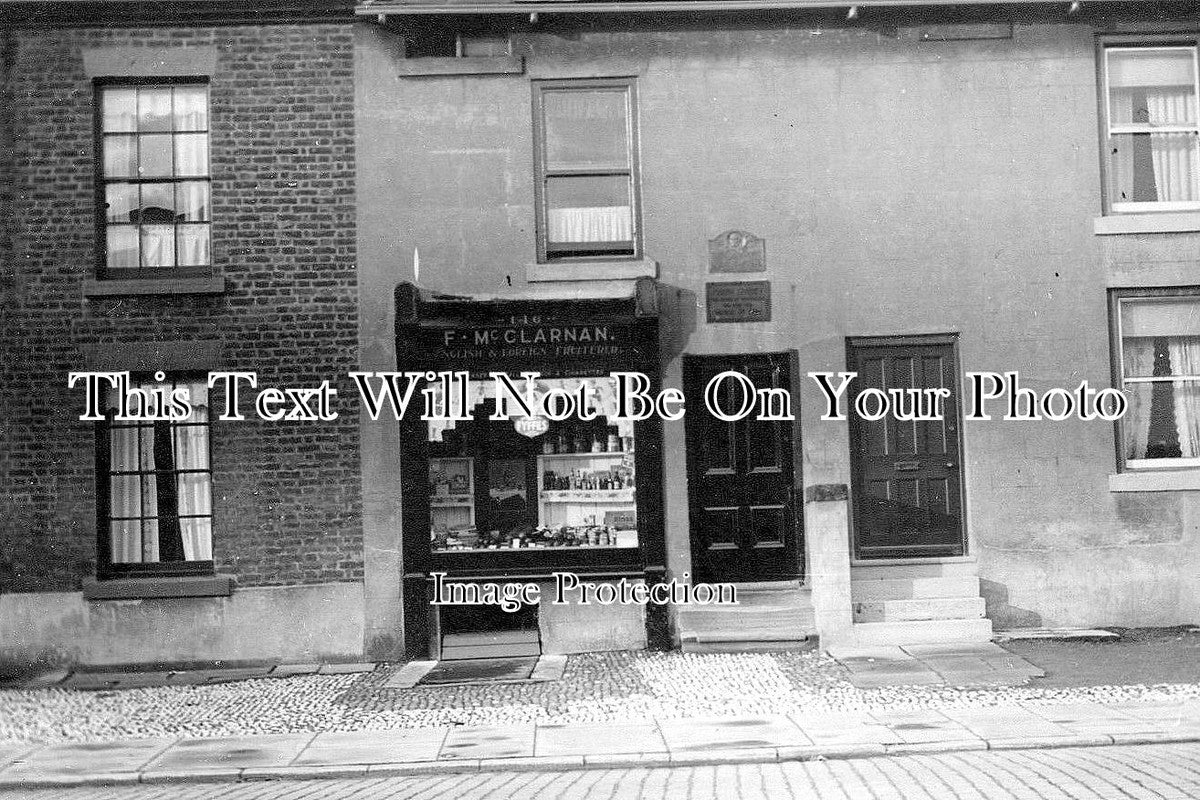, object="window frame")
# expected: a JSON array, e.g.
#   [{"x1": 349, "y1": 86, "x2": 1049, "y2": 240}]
[
  {"x1": 1109, "y1": 285, "x2": 1200, "y2": 472},
  {"x1": 93, "y1": 76, "x2": 213, "y2": 281},
  {"x1": 95, "y1": 372, "x2": 215, "y2": 580},
  {"x1": 1096, "y1": 35, "x2": 1200, "y2": 216},
  {"x1": 531, "y1": 77, "x2": 642, "y2": 264}
]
